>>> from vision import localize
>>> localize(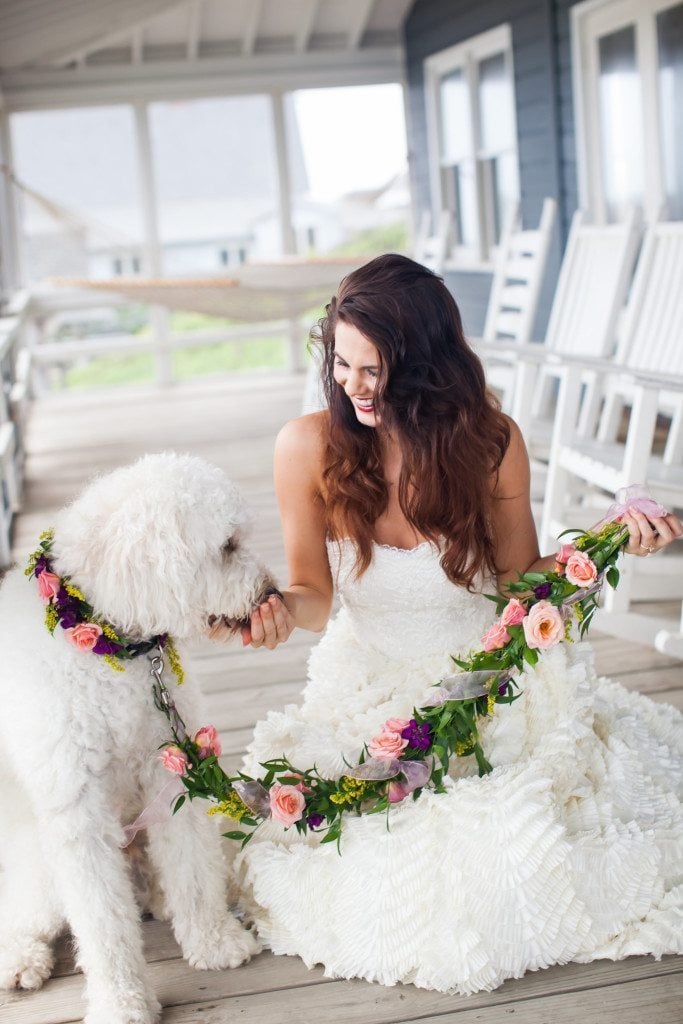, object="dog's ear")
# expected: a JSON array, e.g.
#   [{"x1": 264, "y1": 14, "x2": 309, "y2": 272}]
[{"x1": 94, "y1": 504, "x2": 196, "y2": 635}]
